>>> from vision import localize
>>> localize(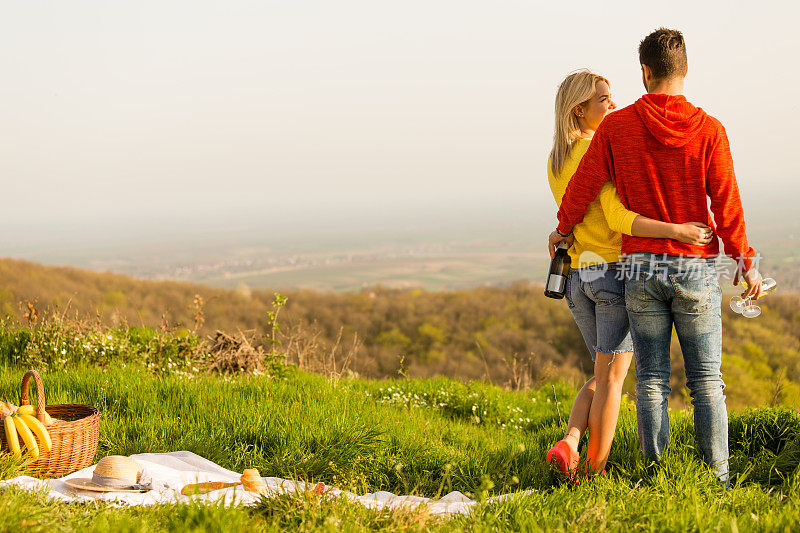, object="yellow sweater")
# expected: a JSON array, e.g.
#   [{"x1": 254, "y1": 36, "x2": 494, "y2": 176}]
[{"x1": 548, "y1": 138, "x2": 639, "y2": 268}]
